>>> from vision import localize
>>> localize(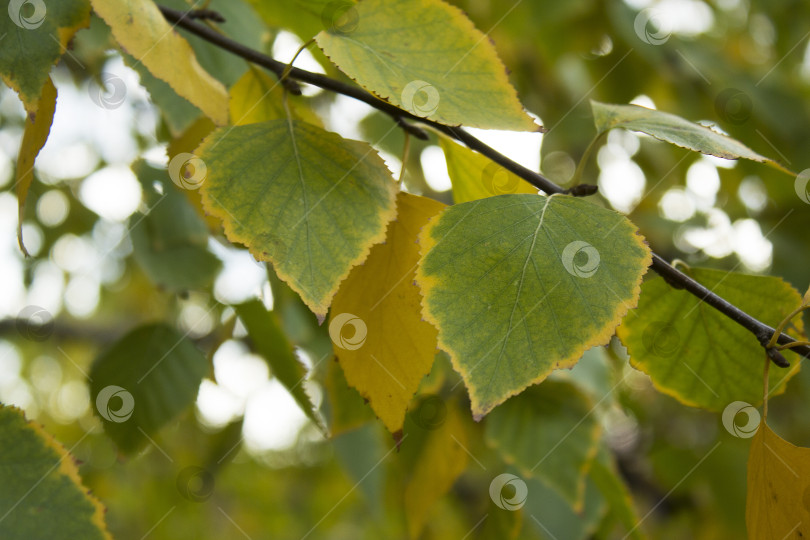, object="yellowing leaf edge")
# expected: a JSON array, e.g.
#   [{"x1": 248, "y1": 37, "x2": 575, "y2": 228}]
[{"x1": 415, "y1": 194, "x2": 653, "y2": 419}]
